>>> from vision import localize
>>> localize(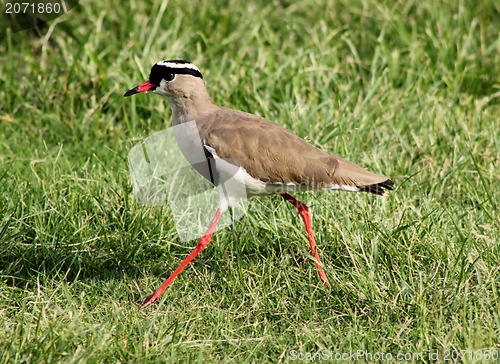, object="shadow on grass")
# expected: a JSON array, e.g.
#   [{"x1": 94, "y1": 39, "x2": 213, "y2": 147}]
[{"x1": 0, "y1": 236, "x2": 144, "y2": 291}]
